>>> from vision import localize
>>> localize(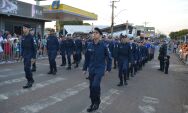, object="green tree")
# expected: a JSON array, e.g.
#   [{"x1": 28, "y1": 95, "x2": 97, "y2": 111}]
[
  {"x1": 83, "y1": 23, "x2": 91, "y2": 25},
  {"x1": 169, "y1": 29, "x2": 188, "y2": 40},
  {"x1": 157, "y1": 34, "x2": 167, "y2": 39}
]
